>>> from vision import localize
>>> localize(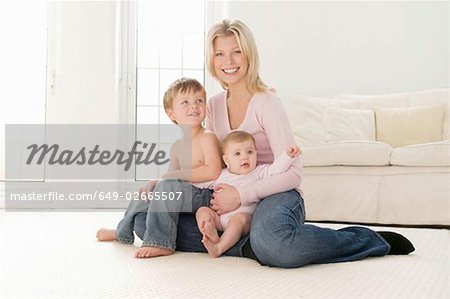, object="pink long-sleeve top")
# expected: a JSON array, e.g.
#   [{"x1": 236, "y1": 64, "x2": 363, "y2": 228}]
[
  {"x1": 205, "y1": 91, "x2": 303, "y2": 206},
  {"x1": 194, "y1": 151, "x2": 295, "y2": 190}
]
